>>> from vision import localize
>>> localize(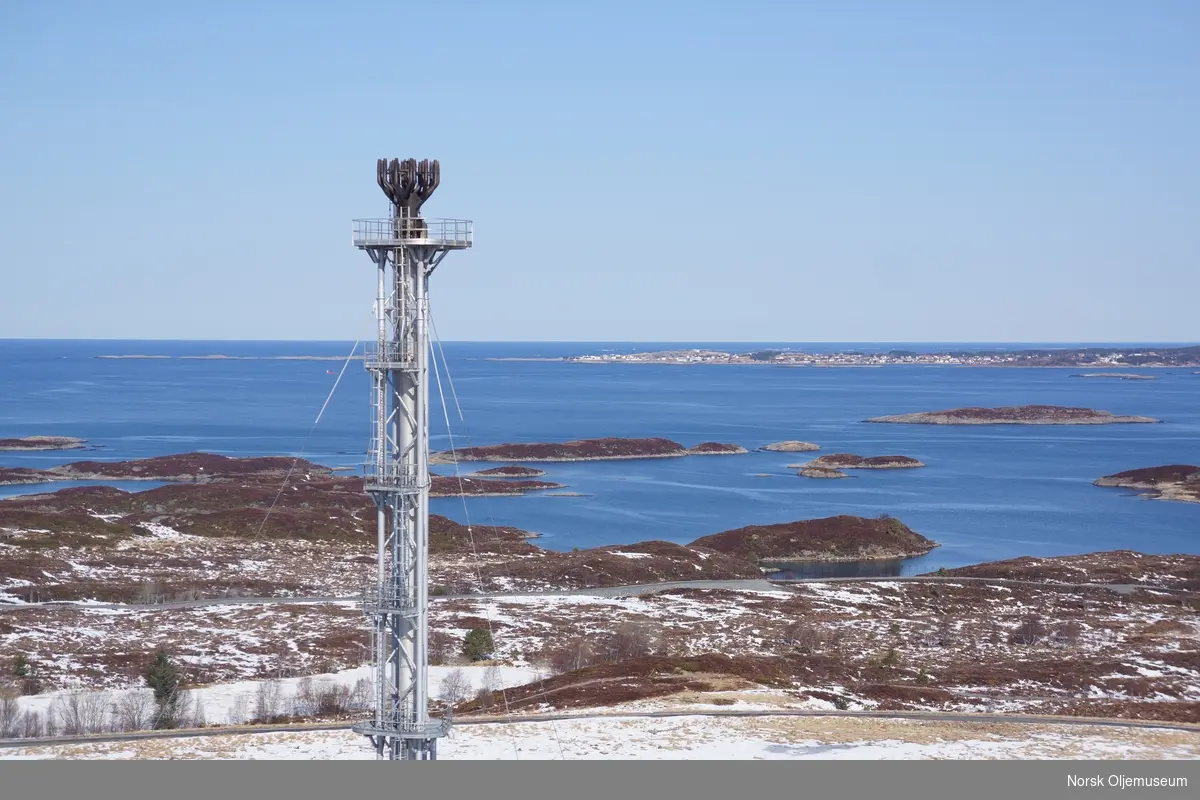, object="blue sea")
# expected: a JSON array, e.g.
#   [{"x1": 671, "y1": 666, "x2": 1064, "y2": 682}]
[{"x1": 1, "y1": 339, "x2": 1196, "y2": 575}]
